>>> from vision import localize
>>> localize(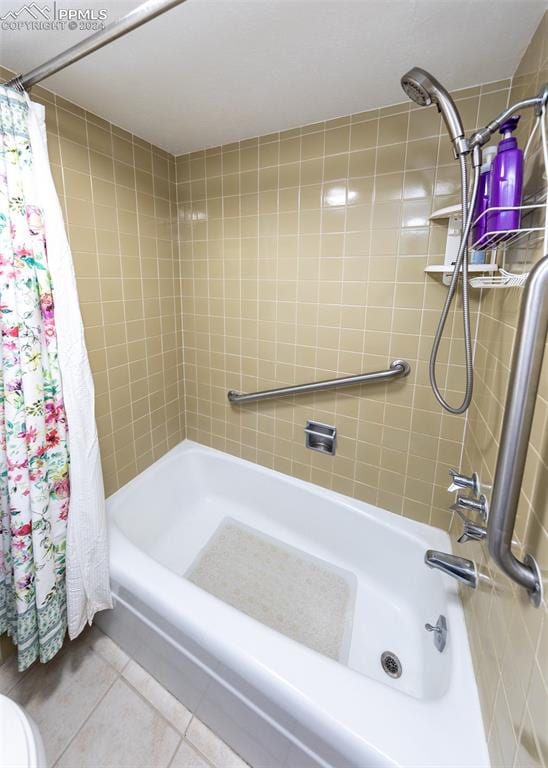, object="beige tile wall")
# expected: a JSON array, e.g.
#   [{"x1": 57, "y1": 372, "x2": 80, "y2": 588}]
[
  {"x1": 176, "y1": 80, "x2": 510, "y2": 530},
  {"x1": 0, "y1": 66, "x2": 185, "y2": 496},
  {"x1": 458, "y1": 14, "x2": 548, "y2": 768}
]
